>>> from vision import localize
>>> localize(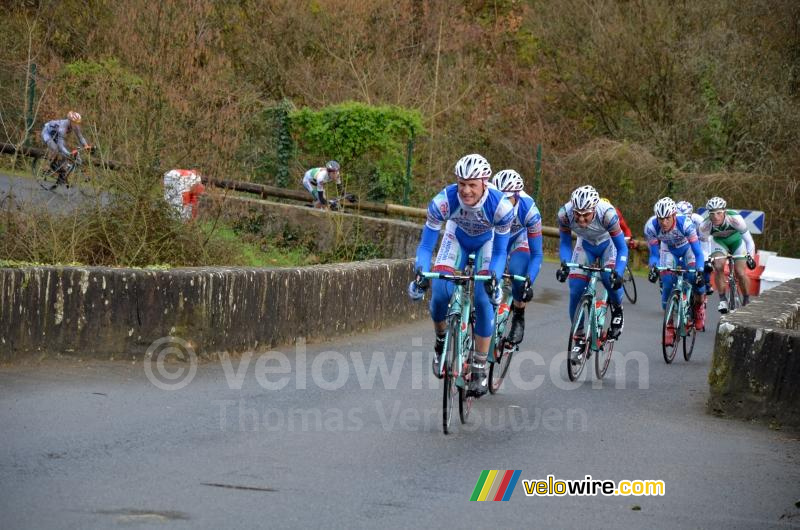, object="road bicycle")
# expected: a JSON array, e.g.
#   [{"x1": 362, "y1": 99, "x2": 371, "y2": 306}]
[
  {"x1": 565, "y1": 262, "x2": 616, "y2": 381},
  {"x1": 306, "y1": 192, "x2": 358, "y2": 211},
  {"x1": 657, "y1": 266, "x2": 698, "y2": 363},
  {"x1": 421, "y1": 254, "x2": 491, "y2": 434},
  {"x1": 706, "y1": 253, "x2": 745, "y2": 313},
  {"x1": 32, "y1": 146, "x2": 96, "y2": 196},
  {"x1": 487, "y1": 272, "x2": 528, "y2": 394}
]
